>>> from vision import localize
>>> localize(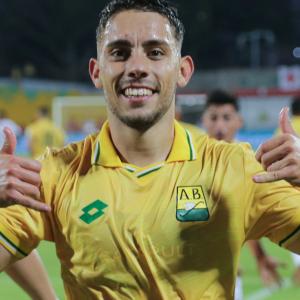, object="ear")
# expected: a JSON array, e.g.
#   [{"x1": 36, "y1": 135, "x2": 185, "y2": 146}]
[
  {"x1": 177, "y1": 55, "x2": 194, "y2": 88},
  {"x1": 89, "y1": 58, "x2": 103, "y2": 89}
]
